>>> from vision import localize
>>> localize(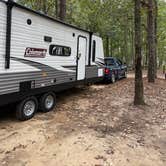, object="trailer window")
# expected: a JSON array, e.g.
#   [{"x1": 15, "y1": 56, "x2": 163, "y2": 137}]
[
  {"x1": 49, "y1": 45, "x2": 71, "y2": 56},
  {"x1": 92, "y1": 40, "x2": 96, "y2": 62}
]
